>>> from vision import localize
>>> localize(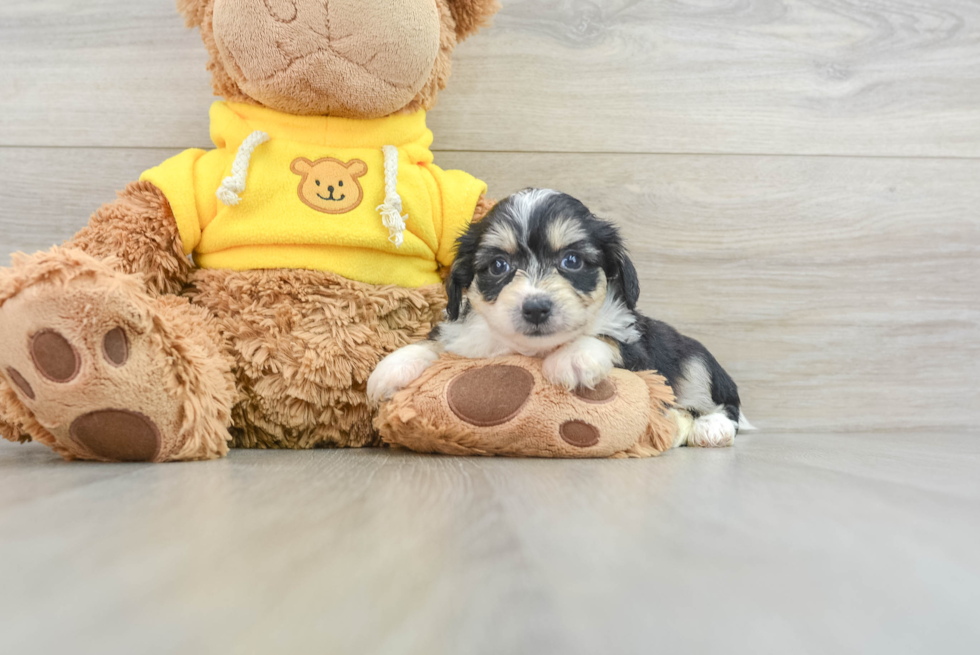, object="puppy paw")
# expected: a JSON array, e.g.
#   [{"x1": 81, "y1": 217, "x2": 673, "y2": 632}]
[
  {"x1": 688, "y1": 412, "x2": 737, "y2": 448},
  {"x1": 542, "y1": 336, "x2": 615, "y2": 391},
  {"x1": 368, "y1": 344, "x2": 440, "y2": 405}
]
